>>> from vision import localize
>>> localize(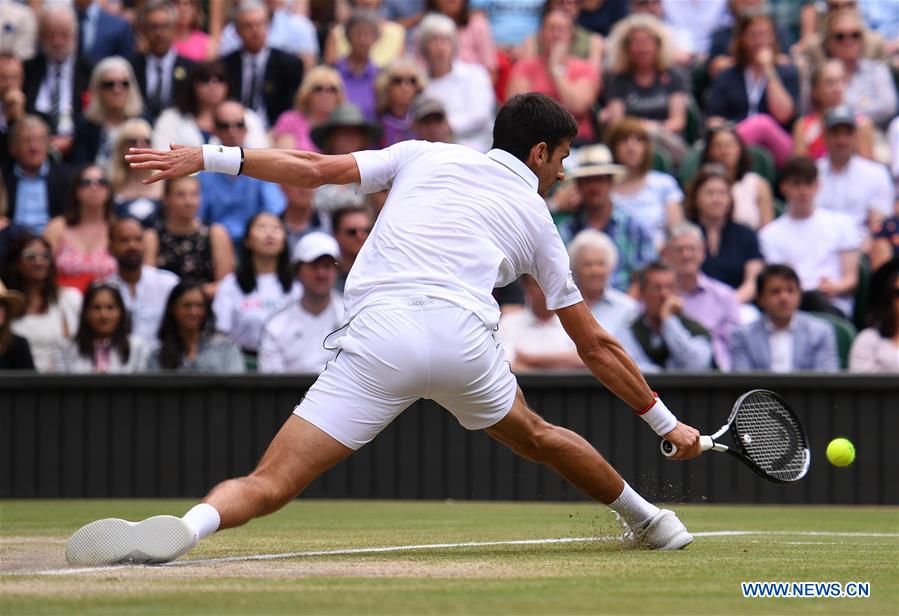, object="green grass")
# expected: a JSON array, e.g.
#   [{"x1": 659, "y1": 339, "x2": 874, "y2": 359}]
[{"x1": 2, "y1": 500, "x2": 898, "y2": 615}]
